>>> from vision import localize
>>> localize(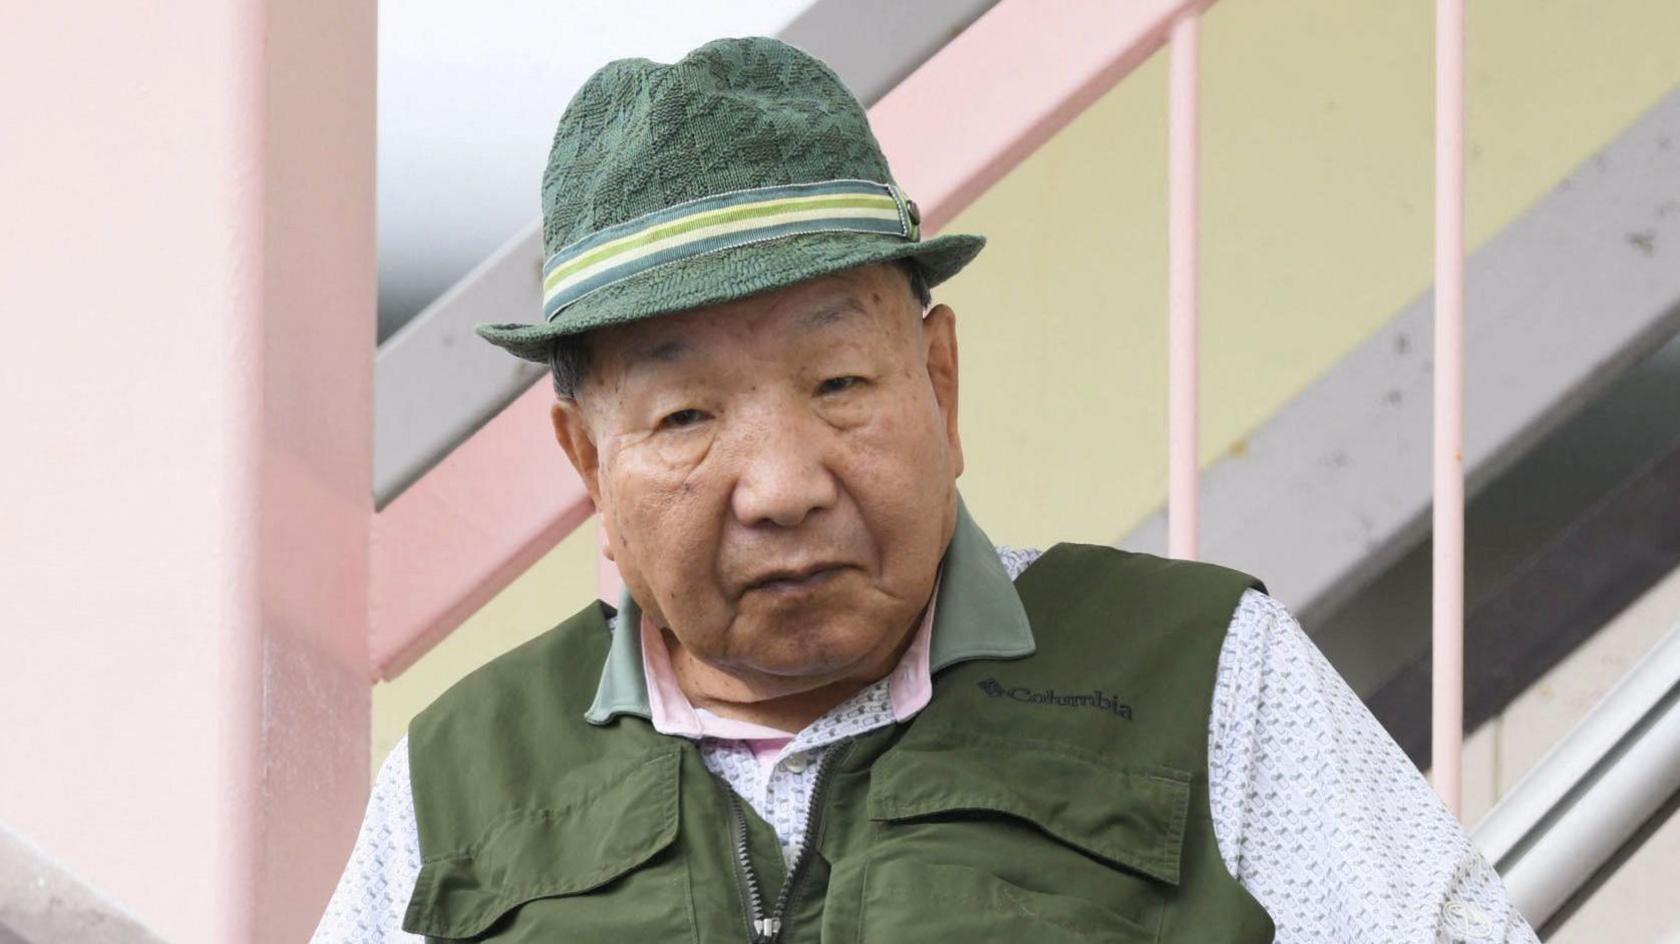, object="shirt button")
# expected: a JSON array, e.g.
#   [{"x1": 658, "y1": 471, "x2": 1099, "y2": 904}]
[{"x1": 782, "y1": 751, "x2": 810, "y2": 774}]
